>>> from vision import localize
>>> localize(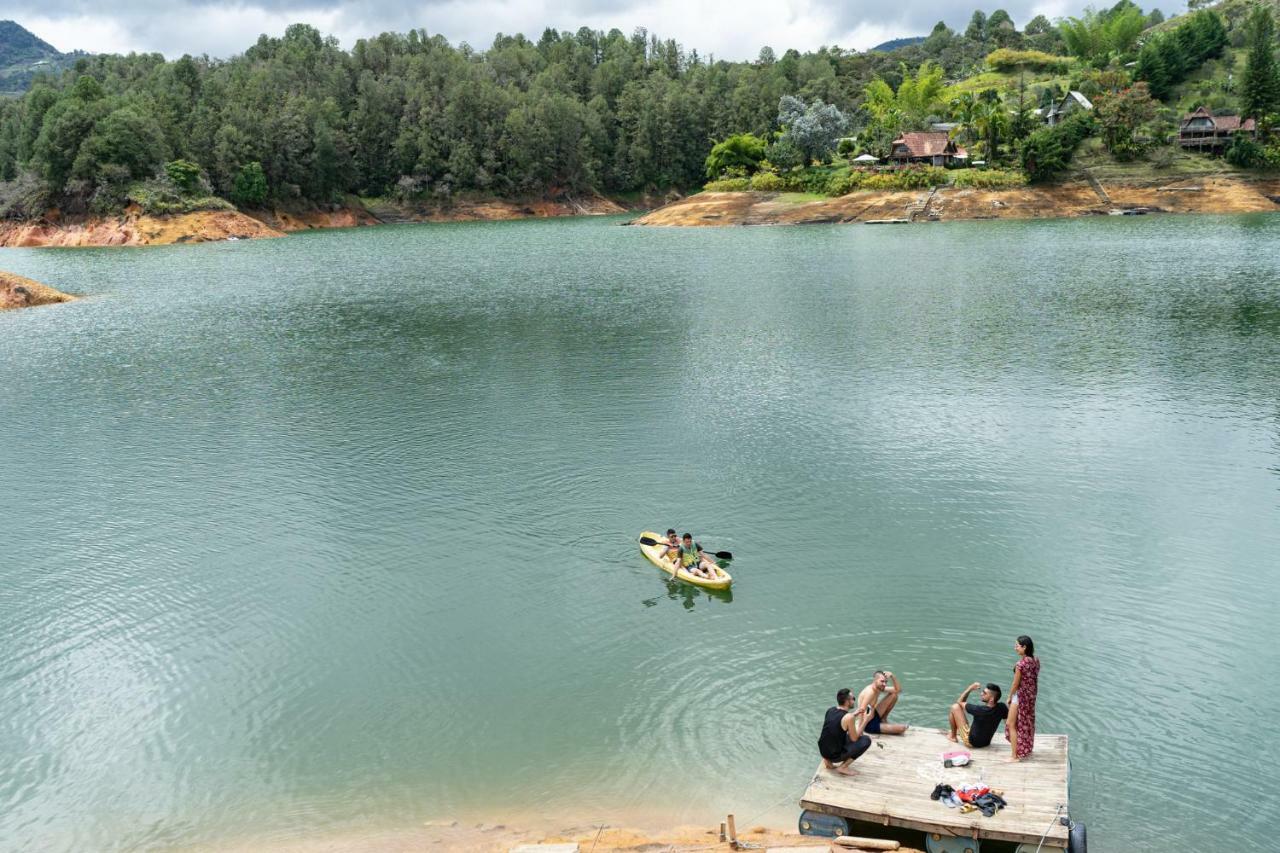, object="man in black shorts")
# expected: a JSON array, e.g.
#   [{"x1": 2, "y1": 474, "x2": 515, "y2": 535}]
[
  {"x1": 947, "y1": 682, "x2": 1008, "y2": 748},
  {"x1": 818, "y1": 688, "x2": 872, "y2": 776}
]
